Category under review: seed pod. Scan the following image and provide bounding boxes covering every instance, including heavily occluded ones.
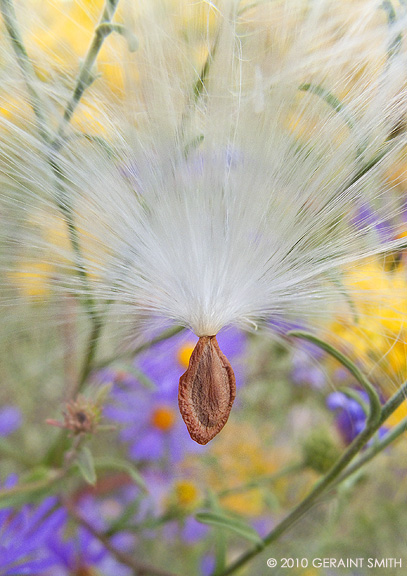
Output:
[178,335,236,445]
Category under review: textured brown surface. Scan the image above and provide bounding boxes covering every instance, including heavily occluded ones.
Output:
[178,335,236,444]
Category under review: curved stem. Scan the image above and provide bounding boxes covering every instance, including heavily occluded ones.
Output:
[214,416,380,576]
[0,0,49,142]
[0,0,111,323]
[213,374,407,576]
[288,331,382,426]
[333,382,407,486]
[53,0,120,148]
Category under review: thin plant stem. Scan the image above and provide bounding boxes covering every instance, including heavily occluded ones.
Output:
[214,372,407,576]
[0,471,65,509]
[215,462,304,499]
[214,418,381,576]
[333,383,407,486]
[1,0,133,465]
[288,331,382,426]
[334,418,407,487]
[0,0,110,322]
[379,378,407,421]
[67,502,180,576]
[0,0,49,142]
[53,0,121,148]
[77,315,105,392]
[95,325,185,370]
[1,0,134,389]
[45,324,185,467]
[0,434,85,508]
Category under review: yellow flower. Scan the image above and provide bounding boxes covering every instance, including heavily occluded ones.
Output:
[71,100,110,136]
[10,260,54,298]
[200,422,286,517]
[25,0,126,95]
[328,256,407,391]
[10,210,109,298]
[386,402,407,428]
[173,479,201,509]
[177,342,196,369]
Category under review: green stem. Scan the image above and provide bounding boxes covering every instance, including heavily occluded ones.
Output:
[216,462,304,499]
[0,0,106,322]
[78,315,104,391]
[334,383,407,486]
[95,325,185,370]
[97,22,138,52]
[2,0,134,396]
[67,502,179,576]
[380,378,407,422]
[215,420,379,576]
[48,156,99,319]
[288,331,382,426]
[45,325,184,467]
[215,376,407,576]
[53,0,120,148]
[0,470,64,509]
[0,0,49,142]
[179,17,220,138]
[334,416,407,488]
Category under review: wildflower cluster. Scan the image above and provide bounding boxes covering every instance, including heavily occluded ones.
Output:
[1,0,407,575]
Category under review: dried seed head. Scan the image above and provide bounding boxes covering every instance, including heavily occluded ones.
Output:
[46,395,100,435]
[178,336,236,444]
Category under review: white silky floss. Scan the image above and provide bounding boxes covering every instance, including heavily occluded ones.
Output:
[1,0,407,340]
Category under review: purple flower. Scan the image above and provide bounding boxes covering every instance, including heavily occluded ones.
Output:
[46,523,106,573]
[181,516,209,544]
[352,204,394,243]
[327,390,390,446]
[326,391,368,444]
[46,494,133,576]
[0,476,65,575]
[0,406,22,436]
[291,349,326,389]
[103,327,246,465]
[201,553,216,576]
[290,337,326,390]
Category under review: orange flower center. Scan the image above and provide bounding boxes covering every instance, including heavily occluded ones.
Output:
[151,406,176,431]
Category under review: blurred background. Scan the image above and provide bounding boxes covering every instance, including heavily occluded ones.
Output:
[1,1,407,575]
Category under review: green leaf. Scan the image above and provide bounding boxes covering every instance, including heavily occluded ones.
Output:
[195,511,263,545]
[204,491,227,573]
[105,496,143,535]
[0,471,63,510]
[299,83,355,130]
[76,446,97,485]
[112,363,156,390]
[92,382,113,406]
[94,458,147,491]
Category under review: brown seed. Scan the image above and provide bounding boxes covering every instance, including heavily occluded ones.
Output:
[178,335,236,445]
